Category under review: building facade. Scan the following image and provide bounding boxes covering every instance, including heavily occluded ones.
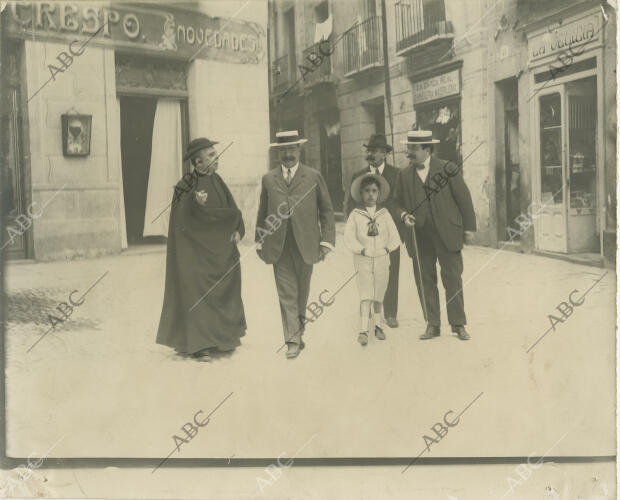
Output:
[268,0,616,265]
[1,1,269,261]
[487,0,617,264]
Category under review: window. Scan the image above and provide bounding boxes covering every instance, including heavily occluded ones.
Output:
[539,93,563,205]
[315,1,329,23]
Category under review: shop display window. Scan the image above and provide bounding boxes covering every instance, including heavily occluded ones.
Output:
[539,93,563,205]
[415,99,461,165]
[567,93,596,210]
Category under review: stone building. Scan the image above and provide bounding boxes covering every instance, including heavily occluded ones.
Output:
[268,0,616,265]
[1,1,269,261]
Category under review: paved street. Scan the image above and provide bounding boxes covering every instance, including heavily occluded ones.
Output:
[3,225,615,461]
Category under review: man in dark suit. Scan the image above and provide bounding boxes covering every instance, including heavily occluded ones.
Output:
[256,130,336,359]
[345,134,403,328]
[394,130,476,341]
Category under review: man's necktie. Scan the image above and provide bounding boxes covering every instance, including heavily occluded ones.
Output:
[285,168,292,185]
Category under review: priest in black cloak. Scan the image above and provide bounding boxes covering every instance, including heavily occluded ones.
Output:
[156,137,246,360]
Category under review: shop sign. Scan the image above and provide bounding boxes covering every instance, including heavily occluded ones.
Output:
[412,70,460,105]
[529,13,600,63]
[5,2,265,64]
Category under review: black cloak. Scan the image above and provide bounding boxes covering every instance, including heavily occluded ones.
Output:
[156,172,246,354]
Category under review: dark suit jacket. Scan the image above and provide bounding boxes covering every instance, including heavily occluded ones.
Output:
[394,156,476,254]
[255,163,336,265]
[345,163,405,240]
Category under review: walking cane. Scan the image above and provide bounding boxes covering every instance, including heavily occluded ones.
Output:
[410,221,428,322]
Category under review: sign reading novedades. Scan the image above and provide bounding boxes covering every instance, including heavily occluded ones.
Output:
[6,2,265,64]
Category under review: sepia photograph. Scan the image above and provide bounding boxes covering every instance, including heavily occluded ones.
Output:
[0,0,617,498]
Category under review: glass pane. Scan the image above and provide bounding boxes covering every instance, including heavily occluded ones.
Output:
[539,93,563,205]
[568,94,596,210]
[1,92,19,217]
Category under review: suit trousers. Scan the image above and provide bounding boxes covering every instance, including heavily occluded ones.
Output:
[273,224,313,344]
[411,217,466,327]
[383,248,400,318]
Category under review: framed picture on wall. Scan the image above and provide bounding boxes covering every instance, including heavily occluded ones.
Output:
[61,113,92,157]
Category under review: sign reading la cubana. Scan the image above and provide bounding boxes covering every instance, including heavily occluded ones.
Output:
[5,2,266,64]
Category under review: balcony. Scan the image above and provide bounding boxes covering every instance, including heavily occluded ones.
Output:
[343,16,384,77]
[301,38,333,90]
[271,53,296,96]
[395,0,454,57]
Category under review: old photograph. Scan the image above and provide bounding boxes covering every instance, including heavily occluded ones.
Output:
[0,0,617,498]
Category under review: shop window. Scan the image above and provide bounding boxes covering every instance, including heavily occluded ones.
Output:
[539,93,563,205]
[414,98,461,164]
[567,84,596,211]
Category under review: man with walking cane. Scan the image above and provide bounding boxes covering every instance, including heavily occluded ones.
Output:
[393,130,476,341]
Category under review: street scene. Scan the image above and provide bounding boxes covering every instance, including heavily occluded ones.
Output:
[0,0,617,498]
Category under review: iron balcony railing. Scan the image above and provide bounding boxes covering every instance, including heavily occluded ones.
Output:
[272,53,296,95]
[394,0,454,55]
[342,16,384,77]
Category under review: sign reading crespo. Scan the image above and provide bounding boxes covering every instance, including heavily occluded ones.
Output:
[5,2,266,64]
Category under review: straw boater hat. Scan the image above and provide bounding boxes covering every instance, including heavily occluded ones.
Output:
[350,173,390,204]
[183,137,218,161]
[401,129,440,145]
[270,130,308,147]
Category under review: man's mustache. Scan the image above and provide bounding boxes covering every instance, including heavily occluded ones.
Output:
[283,156,295,161]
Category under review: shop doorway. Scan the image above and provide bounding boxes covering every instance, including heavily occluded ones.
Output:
[534,74,599,254]
[120,97,158,245]
[1,41,29,260]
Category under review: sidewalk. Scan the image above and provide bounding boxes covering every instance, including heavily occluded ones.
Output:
[3,230,616,460]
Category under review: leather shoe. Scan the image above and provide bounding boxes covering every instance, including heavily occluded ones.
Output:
[286,342,301,359]
[385,317,399,328]
[419,324,440,340]
[375,326,386,340]
[358,332,368,346]
[452,325,470,340]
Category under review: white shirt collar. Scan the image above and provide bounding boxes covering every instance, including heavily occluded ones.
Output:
[416,156,431,182]
[366,205,377,217]
[370,162,385,175]
[282,162,299,178]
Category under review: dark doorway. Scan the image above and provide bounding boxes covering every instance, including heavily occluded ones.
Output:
[119,96,158,245]
[496,79,520,241]
[1,40,29,259]
[319,111,343,213]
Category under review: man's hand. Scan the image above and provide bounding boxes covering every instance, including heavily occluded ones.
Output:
[403,214,416,227]
[194,190,208,205]
[464,231,474,245]
[230,231,240,244]
[319,246,331,261]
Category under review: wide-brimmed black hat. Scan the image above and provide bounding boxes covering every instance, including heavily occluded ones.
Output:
[363,133,393,152]
[184,137,218,161]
